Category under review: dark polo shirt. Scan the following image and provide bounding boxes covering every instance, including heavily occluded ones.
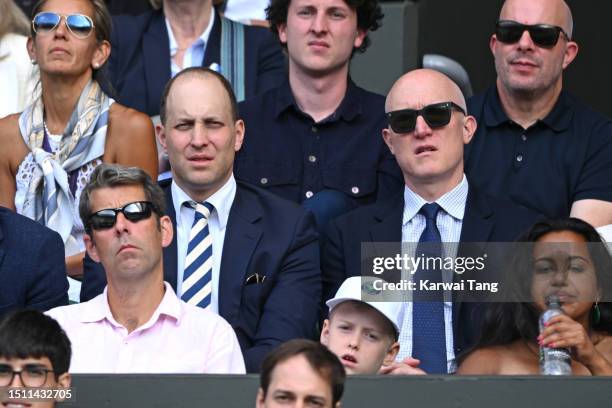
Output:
[235,80,403,207]
[465,85,612,218]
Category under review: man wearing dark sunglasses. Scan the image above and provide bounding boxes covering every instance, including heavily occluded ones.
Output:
[48,164,245,374]
[465,0,612,226]
[323,69,540,374]
[80,68,321,374]
[0,309,72,408]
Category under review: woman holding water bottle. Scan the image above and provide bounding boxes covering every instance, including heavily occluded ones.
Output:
[457,218,612,375]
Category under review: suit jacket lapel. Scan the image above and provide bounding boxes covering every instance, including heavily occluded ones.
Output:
[218,186,262,321]
[162,183,178,291]
[202,9,222,68]
[143,10,171,115]
[370,192,403,243]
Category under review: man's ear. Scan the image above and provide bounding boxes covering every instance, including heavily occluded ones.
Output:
[83,233,100,263]
[160,215,174,248]
[255,388,266,408]
[562,40,579,69]
[54,372,71,401]
[277,23,288,45]
[382,128,395,155]
[320,319,331,345]
[234,119,245,152]
[383,341,400,366]
[462,115,477,145]
[156,123,168,152]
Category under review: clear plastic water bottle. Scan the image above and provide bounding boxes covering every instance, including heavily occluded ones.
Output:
[539,296,572,375]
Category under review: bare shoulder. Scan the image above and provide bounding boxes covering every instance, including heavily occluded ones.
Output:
[107,102,154,139]
[0,113,28,208]
[457,346,506,375]
[105,103,158,178]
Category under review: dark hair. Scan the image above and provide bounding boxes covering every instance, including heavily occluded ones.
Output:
[0,309,71,377]
[461,218,612,361]
[260,339,345,405]
[30,0,112,82]
[79,164,166,234]
[159,67,239,125]
[266,0,383,54]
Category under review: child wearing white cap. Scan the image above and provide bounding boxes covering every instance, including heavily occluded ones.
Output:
[320,276,402,375]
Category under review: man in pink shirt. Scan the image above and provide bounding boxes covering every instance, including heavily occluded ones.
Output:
[47,164,245,374]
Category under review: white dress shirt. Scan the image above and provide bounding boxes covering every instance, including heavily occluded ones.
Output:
[171,175,236,314]
[396,175,468,373]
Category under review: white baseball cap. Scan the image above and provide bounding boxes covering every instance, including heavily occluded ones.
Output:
[326,276,404,335]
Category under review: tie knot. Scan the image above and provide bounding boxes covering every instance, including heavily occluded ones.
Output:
[188,201,214,219]
[419,203,441,221]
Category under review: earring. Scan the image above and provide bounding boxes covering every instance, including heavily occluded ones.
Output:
[593,302,601,325]
[93,63,100,69]
[31,59,37,65]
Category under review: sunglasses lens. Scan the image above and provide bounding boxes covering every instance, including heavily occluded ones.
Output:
[123,202,153,222]
[33,12,60,33]
[389,111,417,133]
[423,105,452,128]
[90,210,117,230]
[496,22,523,43]
[66,14,94,37]
[528,26,559,47]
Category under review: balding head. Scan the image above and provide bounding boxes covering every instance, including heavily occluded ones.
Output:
[500,0,573,38]
[382,69,477,201]
[385,69,466,114]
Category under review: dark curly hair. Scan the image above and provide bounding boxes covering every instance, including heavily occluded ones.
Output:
[266,0,383,54]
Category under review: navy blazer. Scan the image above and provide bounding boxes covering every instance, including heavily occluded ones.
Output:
[106,9,287,116]
[0,207,68,316]
[81,181,321,372]
[321,187,541,357]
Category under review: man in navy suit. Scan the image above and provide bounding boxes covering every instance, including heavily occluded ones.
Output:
[0,207,68,316]
[81,67,321,373]
[106,0,286,116]
[322,69,541,374]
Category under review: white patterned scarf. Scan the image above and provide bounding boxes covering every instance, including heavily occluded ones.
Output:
[18,80,109,255]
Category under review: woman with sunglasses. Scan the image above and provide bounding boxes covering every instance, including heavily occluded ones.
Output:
[457,218,612,375]
[0,0,38,118]
[0,0,158,293]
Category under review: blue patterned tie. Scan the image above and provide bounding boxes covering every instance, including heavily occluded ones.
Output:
[412,203,447,373]
[181,202,214,308]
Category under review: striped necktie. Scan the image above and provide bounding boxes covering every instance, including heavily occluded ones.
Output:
[182,201,214,308]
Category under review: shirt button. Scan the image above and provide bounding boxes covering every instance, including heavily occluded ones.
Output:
[516,154,523,162]
[521,134,527,141]
[311,126,318,133]
[305,191,314,199]
[308,155,317,163]
[260,177,268,185]
[351,186,360,194]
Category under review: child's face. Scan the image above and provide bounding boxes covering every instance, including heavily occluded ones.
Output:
[320,301,399,375]
[0,356,70,408]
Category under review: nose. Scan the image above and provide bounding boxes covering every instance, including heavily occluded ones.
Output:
[53,15,69,38]
[348,332,361,350]
[9,371,24,387]
[311,11,328,34]
[113,212,131,235]
[190,122,209,148]
[516,29,536,50]
[413,115,433,138]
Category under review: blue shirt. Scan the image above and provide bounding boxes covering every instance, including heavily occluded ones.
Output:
[235,80,403,206]
[465,85,612,219]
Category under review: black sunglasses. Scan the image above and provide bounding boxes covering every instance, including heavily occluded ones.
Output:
[387,102,466,134]
[32,12,95,39]
[88,201,155,231]
[495,20,569,48]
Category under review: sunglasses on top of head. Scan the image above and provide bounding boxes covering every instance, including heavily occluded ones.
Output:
[386,101,466,134]
[495,20,570,48]
[32,12,95,39]
[87,201,155,231]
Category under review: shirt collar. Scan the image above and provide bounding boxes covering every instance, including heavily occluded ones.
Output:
[79,282,183,328]
[165,8,215,57]
[484,85,573,132]
[402,175,469,226]
[171,174,236,230]
[273,79,363,122]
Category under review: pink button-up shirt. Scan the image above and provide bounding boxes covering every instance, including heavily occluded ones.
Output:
[46,282,245,374]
